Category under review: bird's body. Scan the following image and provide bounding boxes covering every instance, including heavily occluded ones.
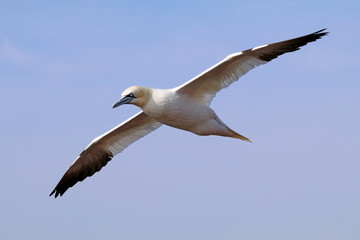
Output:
[50,29,328,198]
[135,87,243,139]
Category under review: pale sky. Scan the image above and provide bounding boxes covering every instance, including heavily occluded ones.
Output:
[1,1,359,239]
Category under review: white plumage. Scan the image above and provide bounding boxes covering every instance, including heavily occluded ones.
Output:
[50,29,328,198]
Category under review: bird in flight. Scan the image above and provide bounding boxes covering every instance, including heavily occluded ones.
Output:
[50,29,328,198]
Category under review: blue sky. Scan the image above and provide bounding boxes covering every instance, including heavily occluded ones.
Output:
[1,1,359,239]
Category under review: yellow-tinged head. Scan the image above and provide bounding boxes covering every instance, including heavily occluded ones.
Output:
[112,86,151,108]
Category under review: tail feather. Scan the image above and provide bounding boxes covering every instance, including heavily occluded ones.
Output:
[227,127,252,142]
[213,116,252,142]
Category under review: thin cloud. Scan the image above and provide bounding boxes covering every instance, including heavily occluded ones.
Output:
[0,38,29,65]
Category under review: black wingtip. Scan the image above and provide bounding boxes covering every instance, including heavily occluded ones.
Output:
[314,28,329,37]
[49,189,57,198]
[49,189,62,198]
[316,28,327,33]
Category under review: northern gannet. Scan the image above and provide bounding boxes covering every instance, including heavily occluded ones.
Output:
[50,29,328,198]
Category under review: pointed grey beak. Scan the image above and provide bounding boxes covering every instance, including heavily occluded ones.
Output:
[112,96,134,109]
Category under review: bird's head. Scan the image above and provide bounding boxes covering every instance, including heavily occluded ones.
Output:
[112,86,150,109]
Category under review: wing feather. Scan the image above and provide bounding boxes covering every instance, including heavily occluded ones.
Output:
[176,29,328,105]
[50,111,162,198]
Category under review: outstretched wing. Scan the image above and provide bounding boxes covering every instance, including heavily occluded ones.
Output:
[50,111,162,198]
[175,29,328,105]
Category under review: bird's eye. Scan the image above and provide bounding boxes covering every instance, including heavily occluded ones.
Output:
[127,92,135,98]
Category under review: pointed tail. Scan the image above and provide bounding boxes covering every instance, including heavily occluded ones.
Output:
[227,127,252,142]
